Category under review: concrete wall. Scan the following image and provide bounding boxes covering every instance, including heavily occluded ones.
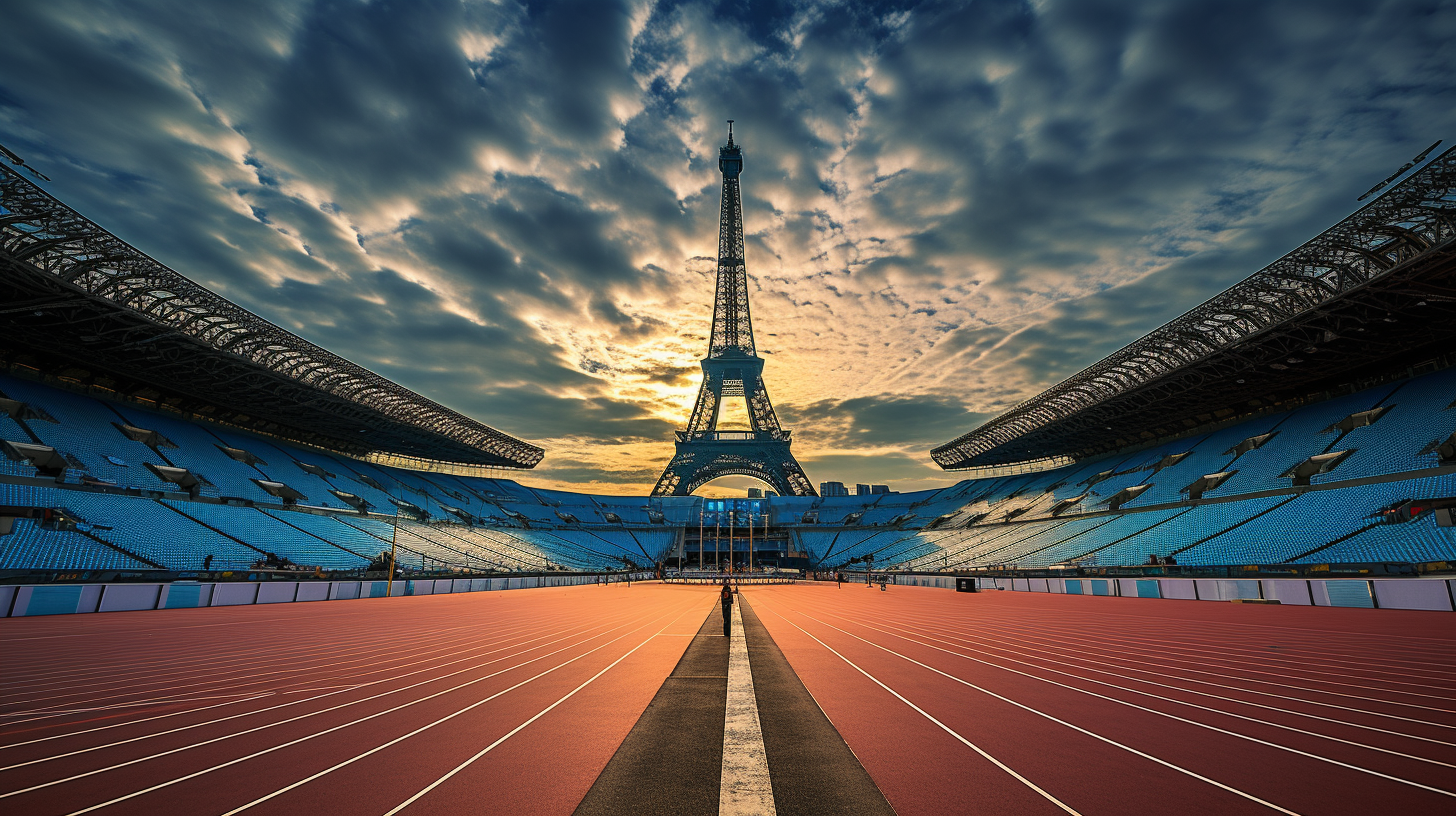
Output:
[3,571,653,617]
[938,573,1455,612]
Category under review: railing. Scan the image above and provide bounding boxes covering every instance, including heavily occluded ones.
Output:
[674,430,791,442]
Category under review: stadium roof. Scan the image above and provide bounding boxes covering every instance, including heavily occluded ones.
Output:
[0,164,544,470]
[933,143,1456,471]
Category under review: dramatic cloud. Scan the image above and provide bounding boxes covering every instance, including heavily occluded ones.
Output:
[3,0,1453,495]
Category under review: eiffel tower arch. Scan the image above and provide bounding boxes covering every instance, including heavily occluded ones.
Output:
[652,123,816,497]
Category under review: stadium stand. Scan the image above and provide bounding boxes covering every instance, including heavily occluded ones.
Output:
[3,146,1456,583]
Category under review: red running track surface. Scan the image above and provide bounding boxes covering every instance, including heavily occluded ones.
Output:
[4,582,1454,815]
[0,583,714,816]
[744,583,1456,816]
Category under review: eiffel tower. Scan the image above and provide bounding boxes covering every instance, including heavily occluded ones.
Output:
[651,123,816,497]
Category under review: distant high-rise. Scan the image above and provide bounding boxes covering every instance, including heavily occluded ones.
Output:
[820,481,849,497]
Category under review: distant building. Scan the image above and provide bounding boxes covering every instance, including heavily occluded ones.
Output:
[871,484,890,494]
[820,481,849,497]
[747,488,762,498]
[855,484,891,495]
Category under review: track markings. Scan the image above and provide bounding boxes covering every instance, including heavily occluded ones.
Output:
[380,603,699,815]
[771,605,1307,814]
[2,610,650,803]
[766,608,1084,815]
[719,600,774,816]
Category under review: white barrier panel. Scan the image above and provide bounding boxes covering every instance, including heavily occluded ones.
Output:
[213,583,259,606]
[257,583,298,604]
[98,584,162,613]
[1117,578,1139,597]
[1372,579,1453,611]
[1194,579,1261,601]
[1011,578,1028,592]
[296,583,330,602]
[2,570,651,617]
[1046,578,1064,593]
[1028,578,1048,592]
[1309,581,1331,606]
[1261,579,1313,605]
[1159,580,1197,600]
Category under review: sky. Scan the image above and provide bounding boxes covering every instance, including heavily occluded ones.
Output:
[2,0,1454,497]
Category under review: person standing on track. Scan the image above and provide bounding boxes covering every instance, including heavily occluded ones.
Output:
[720,579,734,637]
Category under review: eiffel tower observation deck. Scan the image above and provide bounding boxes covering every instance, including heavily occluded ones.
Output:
[651,122,816,497]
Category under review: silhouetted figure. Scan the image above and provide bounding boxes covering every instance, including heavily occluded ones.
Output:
[202,554,213,571]
[720,580,734,637]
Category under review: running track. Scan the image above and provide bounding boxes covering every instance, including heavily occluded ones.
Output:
[1,582,1453,814]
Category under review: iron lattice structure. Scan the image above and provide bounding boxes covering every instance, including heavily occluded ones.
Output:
[652,124,815,497]
[933,144,1456,470]
[0,163,543,469]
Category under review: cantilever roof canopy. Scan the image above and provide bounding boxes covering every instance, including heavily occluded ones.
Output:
[0,164,543,470]
[933,144,1456,471]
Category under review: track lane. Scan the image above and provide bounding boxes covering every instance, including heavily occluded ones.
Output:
[0,607,631,775]
[0,584,714,816]
[751,590,1288,816]
[747,584,1456,816]
[891,614,1456,758]
[793,603,1456,805]
[3,607,651,812]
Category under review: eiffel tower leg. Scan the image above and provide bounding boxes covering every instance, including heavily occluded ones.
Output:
[651,440,817,497]
[651,449,695,497]
[684,375,721,436]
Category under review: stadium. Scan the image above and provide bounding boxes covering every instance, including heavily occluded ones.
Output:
[3,7,1456,814]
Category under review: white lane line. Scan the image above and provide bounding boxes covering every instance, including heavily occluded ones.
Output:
[817,607,1456,770]
[951,616,1456,700]
[765,609,1082,816]
[0,693,268,719]
[798,609,1456,800]
[0,618,560,751]
[56,612,666,816]
[2,614,640,804]
[771,607,1312,814]
[0,616,610,773]
[0,621,524,716]
[379,601,700,816]
[720,601,774,816]
[878,614,1456,750]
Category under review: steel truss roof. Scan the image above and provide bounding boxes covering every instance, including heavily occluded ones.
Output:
[933,144,1456,470]
[0,165,543,469]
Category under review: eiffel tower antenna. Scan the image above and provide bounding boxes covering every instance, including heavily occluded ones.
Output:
[652,122,816,497]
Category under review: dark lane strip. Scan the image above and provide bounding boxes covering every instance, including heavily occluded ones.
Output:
[573,604,728,816]
[574,592,896,816]
[740,595,896,816]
